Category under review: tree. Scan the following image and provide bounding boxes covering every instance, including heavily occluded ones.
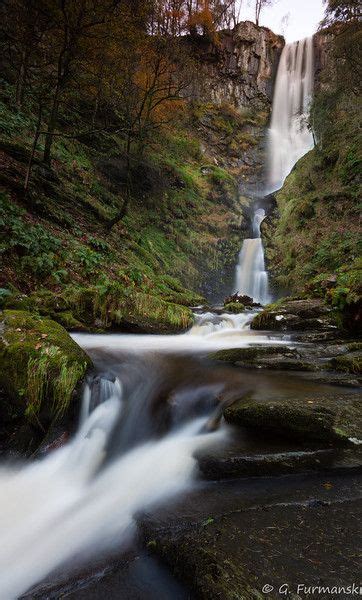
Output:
[107,37,197,227]
[252,0,276,27]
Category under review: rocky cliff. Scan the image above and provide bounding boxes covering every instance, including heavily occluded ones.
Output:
[191,21,284,111]
[188,22,284,198]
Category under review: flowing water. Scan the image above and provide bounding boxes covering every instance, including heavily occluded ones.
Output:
[234,208,270,305]
[0,314,290,599]
[0,35,323,600]
[268,36,315,191]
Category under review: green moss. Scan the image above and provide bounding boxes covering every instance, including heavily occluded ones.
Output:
[331,354,362,375]
[224,395,361,443]
[209,346,291,363]
[0,310,91,430]
[223,302,245,313]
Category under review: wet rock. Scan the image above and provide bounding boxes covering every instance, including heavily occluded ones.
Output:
[330,352,362,375]
[209,345,325,372]
[143,498,361,600]
[223,302,245,314]
[198,447,362,480]
[251,298,337,332]
[223,393,362,444]
[224,293,254,307]
[0,310,92,452]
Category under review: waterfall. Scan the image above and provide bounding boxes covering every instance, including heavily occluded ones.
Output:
[234,208,270,305]
[268,36,315,191]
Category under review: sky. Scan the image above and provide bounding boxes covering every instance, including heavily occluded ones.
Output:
[241,0,326,43]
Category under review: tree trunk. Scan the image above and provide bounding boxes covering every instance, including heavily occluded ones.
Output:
[43,89,60,165]
[16,50,28,107]
[107,134,133,229]
[24,102,43,197]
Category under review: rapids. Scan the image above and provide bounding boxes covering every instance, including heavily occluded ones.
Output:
[0,313,288,599]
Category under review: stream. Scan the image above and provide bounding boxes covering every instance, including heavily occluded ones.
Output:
[0,313,356,599]
[1,31,355,600]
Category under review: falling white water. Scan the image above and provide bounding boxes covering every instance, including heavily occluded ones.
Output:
[0,310,291,599]
[234,208,270,305]
[268,36,315,191]
[0,395,226,599]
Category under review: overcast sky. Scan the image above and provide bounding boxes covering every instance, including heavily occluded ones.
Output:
[241,0,326,43]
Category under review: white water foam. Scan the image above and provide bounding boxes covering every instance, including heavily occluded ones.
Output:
[268,36,314,191]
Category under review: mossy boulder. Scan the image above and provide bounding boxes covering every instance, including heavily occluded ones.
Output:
[209,346,294,363]
[330,353,362,375]
[224,302,245,314]
[251,298,337,332]
[223,394,362,444]
[0,310,91,444]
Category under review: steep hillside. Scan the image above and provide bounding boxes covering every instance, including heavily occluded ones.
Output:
[1,22,282,330]
[262,25,361,329]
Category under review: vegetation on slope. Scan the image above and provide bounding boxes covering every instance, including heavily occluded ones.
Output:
[262,12,361,329]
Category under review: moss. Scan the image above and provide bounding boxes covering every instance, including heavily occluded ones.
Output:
[347,342,362,352]
[0,310,91,432]
[120,292,194,333]
[224,302,245,314]
[330,354,362,375]
[209,346,287,363]
[224,394,361,444]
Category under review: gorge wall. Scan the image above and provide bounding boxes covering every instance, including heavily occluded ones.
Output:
[189,21,284,198]
[261,24,361,327]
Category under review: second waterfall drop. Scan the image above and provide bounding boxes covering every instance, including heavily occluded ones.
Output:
[234,208,270,305]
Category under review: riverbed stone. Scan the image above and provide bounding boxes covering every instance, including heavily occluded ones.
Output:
[223,393,362,444]
[144,498,361,600]
[198,446,362,480]
[0,310,92,450]
[250,298,337,332]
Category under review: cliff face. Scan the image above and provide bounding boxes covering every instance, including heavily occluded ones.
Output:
[189,22,284,198]
[192,21,284,111]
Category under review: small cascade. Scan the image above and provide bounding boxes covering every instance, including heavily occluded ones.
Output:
[268,36,315,191]
[80,375,122,425]
[234,208,270,305]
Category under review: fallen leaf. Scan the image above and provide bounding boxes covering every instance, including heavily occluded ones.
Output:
[323,482,333,490]
[35,343,42,350]
[41,334,48,338]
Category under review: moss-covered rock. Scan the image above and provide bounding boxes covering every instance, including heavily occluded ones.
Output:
[224,302,245,313]
[5,284,195,334]
[251,298,337,332]
[330,353,362,375]
[209,346,293,363]
[0,310,91,439]
[223,394,362,444]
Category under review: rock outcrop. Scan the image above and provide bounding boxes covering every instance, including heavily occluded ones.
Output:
[0,310,91,452]
[190,21,284,111]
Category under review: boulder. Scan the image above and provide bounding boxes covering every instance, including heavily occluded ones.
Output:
[0,310,92,451]
[223,302,245,314]
[251,298,337,332]
[223,393,362,444]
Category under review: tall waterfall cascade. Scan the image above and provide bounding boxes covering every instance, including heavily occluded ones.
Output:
[268,36,315,191]
[234,208,270,305]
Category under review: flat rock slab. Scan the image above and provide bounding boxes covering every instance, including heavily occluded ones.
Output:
[198,446,362,480]
[223,393,362,444]
[144,498,361,600]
